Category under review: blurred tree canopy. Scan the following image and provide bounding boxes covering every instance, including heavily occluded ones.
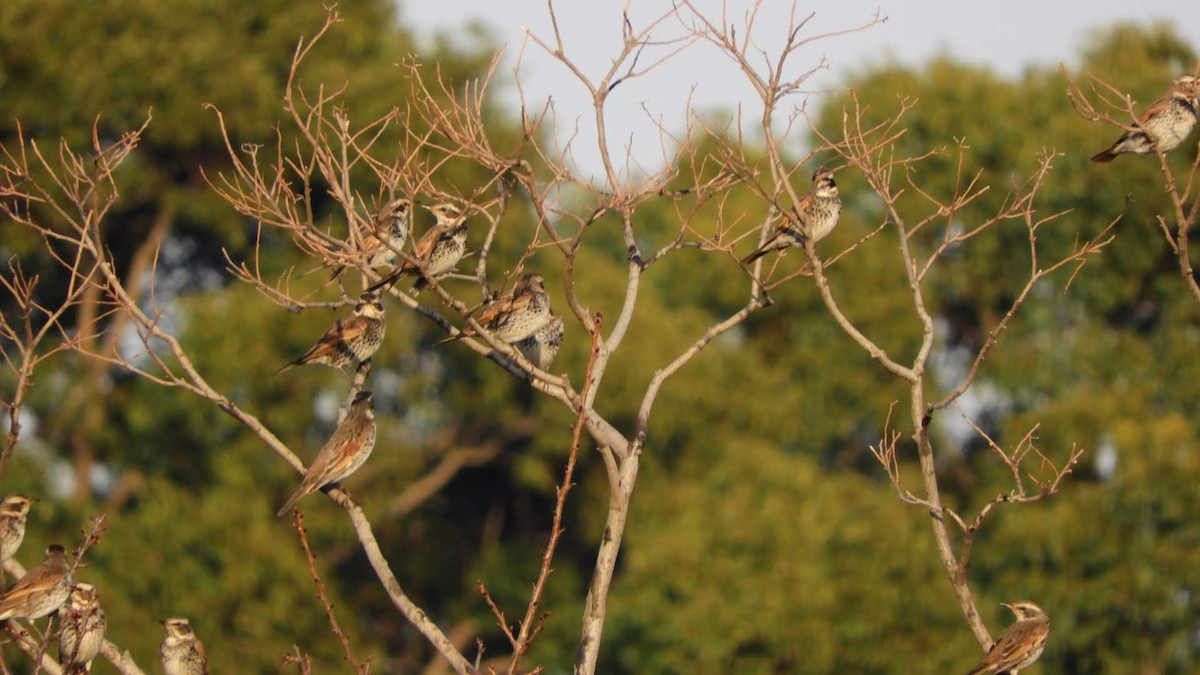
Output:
[1,3,1199,673]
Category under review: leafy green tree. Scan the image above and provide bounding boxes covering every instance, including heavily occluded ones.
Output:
[3,4,1200,674]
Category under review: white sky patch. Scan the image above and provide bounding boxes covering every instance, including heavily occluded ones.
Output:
[400,1,1200,177]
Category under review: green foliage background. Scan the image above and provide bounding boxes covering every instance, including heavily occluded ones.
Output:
[1,3,1198,673]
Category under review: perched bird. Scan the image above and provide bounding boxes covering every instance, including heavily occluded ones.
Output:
[59,582,107,674]
[160,617,208,675]
[0,544,72,621]
[330,198,413,279]
[367,203,469,293]
[742,169,842,264]
[0,494,34,564]
[438,272,552,346]
[277,391,377,517]
[273,294,386,375]
[514,313,564,370]
[965,601,1050,675]
[1092,75,1200,163]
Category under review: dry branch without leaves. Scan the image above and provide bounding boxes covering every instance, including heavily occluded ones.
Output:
[1066,68,1200,307]
[0,2,1123,673]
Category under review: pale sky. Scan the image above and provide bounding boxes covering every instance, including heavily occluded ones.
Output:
[400,1,1200,180]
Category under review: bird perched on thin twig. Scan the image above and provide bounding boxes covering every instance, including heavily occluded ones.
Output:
[160,617,208,675]
[742,169,842,264]
[0,544,72,621]
[330,198,413,280]
[1092,75,1200,163]
[59,582,106,674]
[367,202,469,293]
[0,494,34,565]
[964,601,1050,675]
[514,313,564,370]
[273,294,386,375]
[437,272,552,346]
[277,391,377,517]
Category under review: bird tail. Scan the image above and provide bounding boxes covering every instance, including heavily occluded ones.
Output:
[276,489,307,518]
[1091,147,1118,163]
[433,331,468,347]
[742,232,796,265]
[365,269,405,294]
[741,247,771,265]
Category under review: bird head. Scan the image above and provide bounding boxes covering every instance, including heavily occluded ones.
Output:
[425,203,465,225]
[0,494,35,516]
[69,582,99,607]
[518,272,546,295]
[160,617,195,638]
[811,169,838,196]
[354,296,385,319]
[377,198,413,234]
[352,390,375,414]
[1003,601,1048,622]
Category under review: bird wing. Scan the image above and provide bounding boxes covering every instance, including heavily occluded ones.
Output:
[474,293,522,328]
[976,621,1048,672]
[0,566,54,613]
[297,315,370,363]
[395,225,445,275]
[414,225,446,259]
[794,189,816,222]
[276,418,369,516]
[309,417,372,485]
[194,639,209,673]
[1138,94,1174,124]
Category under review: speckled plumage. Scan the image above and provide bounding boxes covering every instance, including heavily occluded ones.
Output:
[160,617,208,675]
[743,170,841,264]
[514,313,564,370]
[330,198,413,280]
[1092,75,1200,162]
[368,203,469,293]
[0,495,34,564]
[0,544,71,621]
[276,391,377,517]
[442,273,552,345]
[59,582,107,674]
[965,602,1050,675]
[274,296,386,375]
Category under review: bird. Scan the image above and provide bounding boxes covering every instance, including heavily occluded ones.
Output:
[0,494,35,564]
[367,203,469,293]
[277,390,377,517]
[514,313,564,370]
[59,582,107,674]
[742,169,842,264]
[437,272,552,346]
[0,544,72,621]
[330,198,413,280]
[1092,75,1200,163]
[965,601,1050,675]
[273,294,386,375]
[160,617,208,675]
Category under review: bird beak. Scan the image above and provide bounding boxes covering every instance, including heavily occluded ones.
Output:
[158,619,167,625]
[1001,603,1013,610]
